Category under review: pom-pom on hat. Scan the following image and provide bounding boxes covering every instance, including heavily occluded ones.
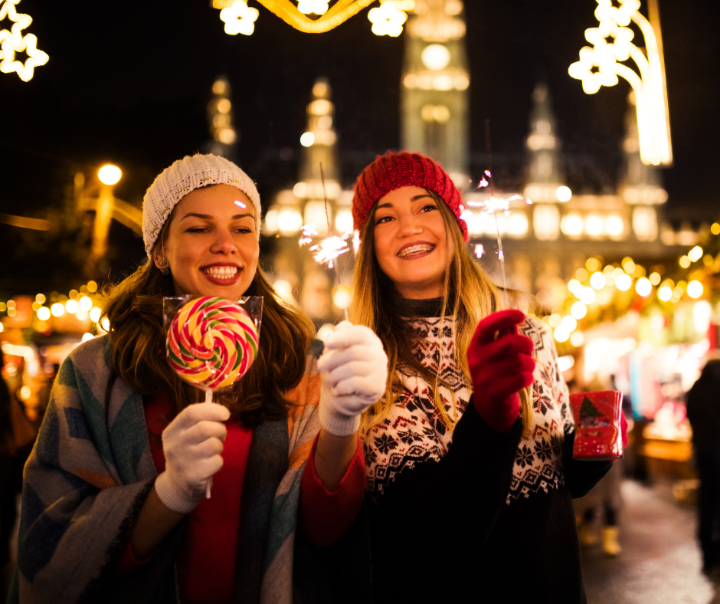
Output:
[351,151,468,242]
[142,153,262,258]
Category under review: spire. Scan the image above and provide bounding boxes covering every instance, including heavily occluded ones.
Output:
[401,0,469,189]
[524,83,566,203]
[297,77,341,235]
[206,75,238,159]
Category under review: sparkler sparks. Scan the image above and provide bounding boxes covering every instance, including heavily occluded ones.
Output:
[299,225,356,269]
[299,225,361,321]
[309,235,350,269]
[467,170,534,306]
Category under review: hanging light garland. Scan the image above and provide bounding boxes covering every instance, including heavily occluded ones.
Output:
[0,280,108,338]
[212,0,414,36]
[0,0,48,82]
[547,221,720,347]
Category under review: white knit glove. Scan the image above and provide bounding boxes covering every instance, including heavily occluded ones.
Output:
[154,402,229,514]
[317,321,388,436]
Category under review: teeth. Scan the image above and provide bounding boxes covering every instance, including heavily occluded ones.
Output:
[398,244,434,258]
[203,266,238,278]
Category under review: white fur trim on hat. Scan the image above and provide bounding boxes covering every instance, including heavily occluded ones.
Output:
[142,153,262,258]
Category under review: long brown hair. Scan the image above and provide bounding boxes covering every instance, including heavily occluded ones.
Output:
[350,190,532,436]
[101,226,315,425]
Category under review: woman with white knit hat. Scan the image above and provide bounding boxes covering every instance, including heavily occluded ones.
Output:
[9,154,387,603]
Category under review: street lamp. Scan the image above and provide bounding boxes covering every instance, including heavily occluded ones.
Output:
[89,164,123,274]
[569,0,672,166]
[98,164,122,185]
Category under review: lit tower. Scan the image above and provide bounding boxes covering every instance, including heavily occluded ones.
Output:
[297,77,345,236]
[206,75,238,159]
[524,83,566,204]
[619,92,667,243]
[401,0,469,187]
[261,78,351,325]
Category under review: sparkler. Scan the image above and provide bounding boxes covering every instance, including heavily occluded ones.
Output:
[300,226,352,269]
[469,168,533,306]
[297,162,361,320]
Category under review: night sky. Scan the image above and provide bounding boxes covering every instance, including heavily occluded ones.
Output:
[0,0,718,292]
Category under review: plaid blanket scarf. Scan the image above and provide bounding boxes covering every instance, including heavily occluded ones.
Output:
[8,335,321,604]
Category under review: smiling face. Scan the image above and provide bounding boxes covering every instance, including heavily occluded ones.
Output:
[153,184,259,300]
[372,185,450,300]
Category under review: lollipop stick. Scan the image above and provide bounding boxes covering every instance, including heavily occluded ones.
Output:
[205,389,213,499]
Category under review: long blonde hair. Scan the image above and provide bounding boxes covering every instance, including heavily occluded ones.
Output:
[349,191,532,437]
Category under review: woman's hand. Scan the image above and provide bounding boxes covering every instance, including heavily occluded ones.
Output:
[467,310,535,433]
[154,401,229,513]
[317,321,388,436]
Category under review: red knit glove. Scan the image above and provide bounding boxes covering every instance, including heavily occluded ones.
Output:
[467,310,536,433]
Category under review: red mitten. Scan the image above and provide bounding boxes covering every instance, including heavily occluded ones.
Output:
[467,310,536,432]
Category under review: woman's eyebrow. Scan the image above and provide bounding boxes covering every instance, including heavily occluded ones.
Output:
[377,194,432,210]
[180,212,212,221]
[180,212,254,221]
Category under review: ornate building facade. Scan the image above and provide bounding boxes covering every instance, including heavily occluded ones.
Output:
[259,0,704,321]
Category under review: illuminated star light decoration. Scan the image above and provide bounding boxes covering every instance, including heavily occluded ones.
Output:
[368,1,410,37]
[220,0,260,35]
[568,0,671,166]
[0,0,48,82]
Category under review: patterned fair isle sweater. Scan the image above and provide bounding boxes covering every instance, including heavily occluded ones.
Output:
[356,299,611,604]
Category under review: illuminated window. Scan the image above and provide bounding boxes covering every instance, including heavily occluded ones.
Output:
[561,212,584,238]
[303,202,331,236]
[632,207,658,241]
[421,44,451,70]
[533,205,560,241]
[585,214,604,237]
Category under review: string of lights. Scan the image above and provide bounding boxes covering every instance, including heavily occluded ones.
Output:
[213,0,413,36]
[545,221,720,347]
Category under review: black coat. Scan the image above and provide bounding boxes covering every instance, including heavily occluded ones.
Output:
[687,360,720,456]
[296,403,610,604]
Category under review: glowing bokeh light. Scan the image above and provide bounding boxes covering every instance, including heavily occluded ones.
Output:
[571,302,587,320]
[615,273,632,291]
[687,280,704,299]
[635,277,652,297]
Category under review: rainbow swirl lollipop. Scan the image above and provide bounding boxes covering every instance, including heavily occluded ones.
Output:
[167,297,259,391]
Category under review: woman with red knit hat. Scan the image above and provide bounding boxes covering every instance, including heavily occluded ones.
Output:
[343,151,624,602]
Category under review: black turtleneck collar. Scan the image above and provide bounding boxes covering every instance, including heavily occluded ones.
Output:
[395,296,449,318]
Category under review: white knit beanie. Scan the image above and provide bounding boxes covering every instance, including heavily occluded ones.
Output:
[142,154,262,258]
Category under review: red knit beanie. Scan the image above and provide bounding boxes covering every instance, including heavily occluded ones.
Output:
[352,151,469,242]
